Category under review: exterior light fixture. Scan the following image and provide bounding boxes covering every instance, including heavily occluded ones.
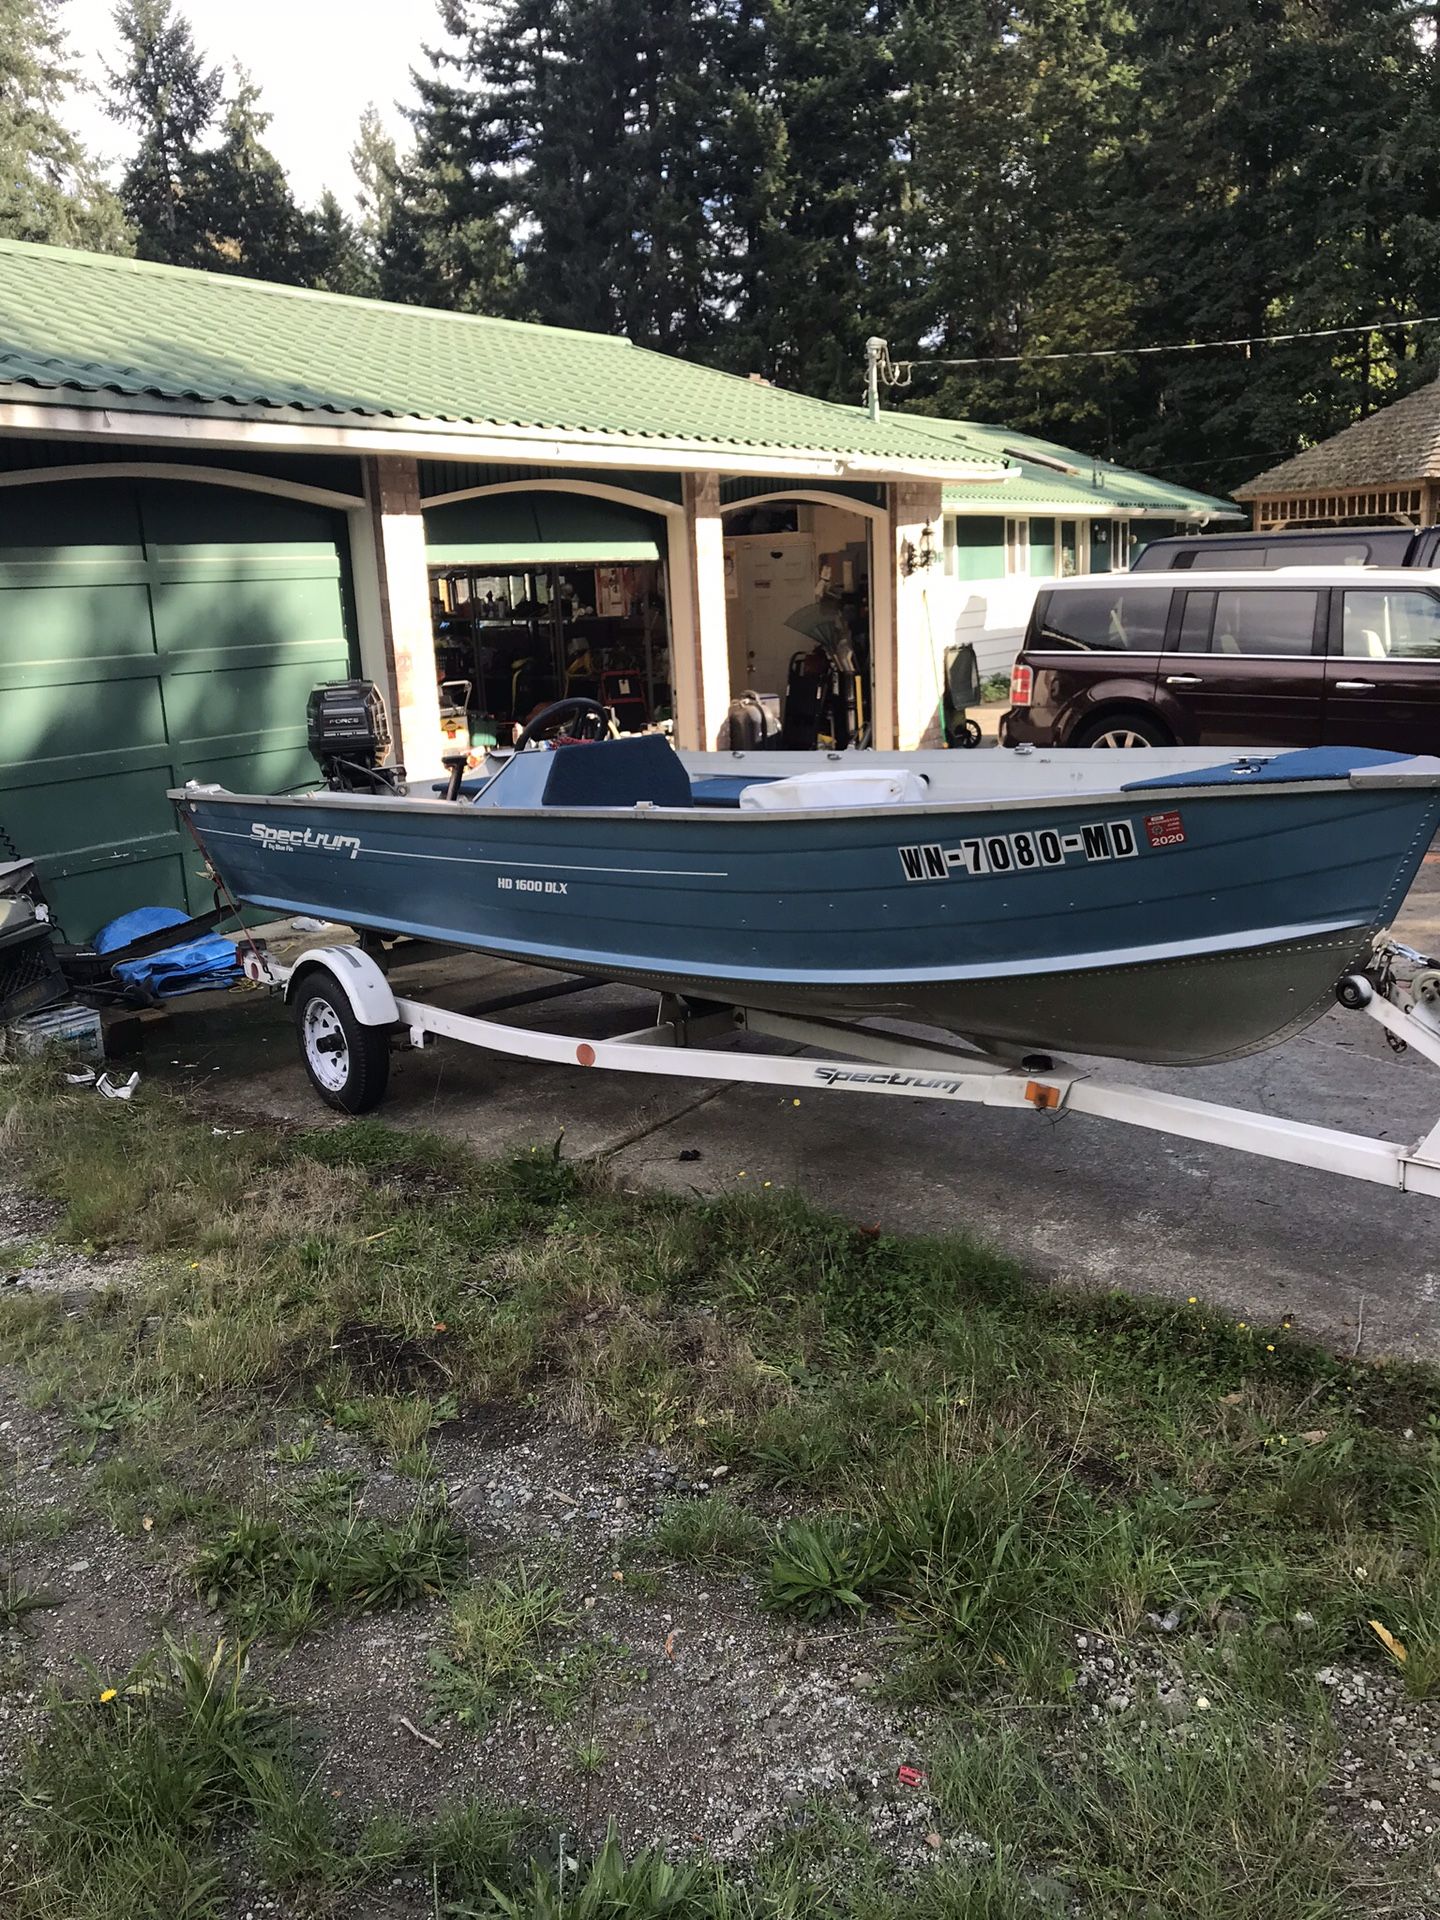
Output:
[901,523,940,577]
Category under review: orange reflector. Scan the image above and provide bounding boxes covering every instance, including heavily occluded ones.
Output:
[1024,1080,1061,1110]
[576,1043,597,1067]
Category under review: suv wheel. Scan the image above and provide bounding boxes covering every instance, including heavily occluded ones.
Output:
[1070,713,1170,749]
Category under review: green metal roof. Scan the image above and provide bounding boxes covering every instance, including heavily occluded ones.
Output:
[0,240,1001,473]
[894,414,1241,519]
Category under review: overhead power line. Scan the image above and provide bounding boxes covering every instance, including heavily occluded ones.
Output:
[880,312,1440,378]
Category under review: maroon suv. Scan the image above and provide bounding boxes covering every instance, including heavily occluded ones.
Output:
[999,568,1440,753]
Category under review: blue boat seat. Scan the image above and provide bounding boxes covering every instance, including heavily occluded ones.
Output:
[540,735,693,809]
[691,774,782,808]
[1123,746,1409,790]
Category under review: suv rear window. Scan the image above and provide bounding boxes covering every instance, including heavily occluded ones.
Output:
[1341,588,1440,660]
[1168,537,1397,568]
[1033,587,1172,652]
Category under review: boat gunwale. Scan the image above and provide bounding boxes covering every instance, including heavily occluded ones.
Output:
[169,767,1440,827]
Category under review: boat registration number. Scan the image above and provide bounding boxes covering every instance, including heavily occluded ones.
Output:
[898,816,1142,882]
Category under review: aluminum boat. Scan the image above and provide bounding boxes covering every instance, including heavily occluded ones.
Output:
[172,733,1440,1068]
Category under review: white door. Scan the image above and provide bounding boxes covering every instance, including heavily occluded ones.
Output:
[725,535,818,696]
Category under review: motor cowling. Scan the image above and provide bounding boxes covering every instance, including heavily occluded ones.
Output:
[306,681,406,795]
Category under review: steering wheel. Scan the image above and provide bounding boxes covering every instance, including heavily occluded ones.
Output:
[511,697,610,751]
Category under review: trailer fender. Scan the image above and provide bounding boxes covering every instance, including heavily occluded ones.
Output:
[285,946,399,1028]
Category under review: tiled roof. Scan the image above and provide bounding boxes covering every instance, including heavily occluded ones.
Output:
[0,240,999,472]
[908,416,1239,518]
[1236,380,1440,498]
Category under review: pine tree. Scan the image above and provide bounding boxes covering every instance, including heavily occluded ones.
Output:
[107,0,222,264]
[728,0,905,398]
[306,189,374,298]
[0,0,129,251]
[893,0,1136,444]
[191,69,310,281]
[1110,0,1430,490]
[405,0,760,346]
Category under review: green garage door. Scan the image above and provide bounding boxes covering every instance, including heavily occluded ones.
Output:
[0,478,356,938]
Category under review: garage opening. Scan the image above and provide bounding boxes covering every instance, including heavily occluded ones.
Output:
[722,497,875,748]
[423,491,672,744]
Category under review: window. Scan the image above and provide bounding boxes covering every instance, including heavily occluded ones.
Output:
[1111,522,1133,571]
[1341,589,1440,661]
[1175,546,1266,571]
[1269,542,1370,567]
[1176,590,1216,652]
[1035,587,1173,652]
[1005,518,1030,576]
[1212,590,1319,656]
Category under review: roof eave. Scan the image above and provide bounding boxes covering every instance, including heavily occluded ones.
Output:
[0,381,1001,484]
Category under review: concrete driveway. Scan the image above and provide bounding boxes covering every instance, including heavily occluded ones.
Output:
[153,841,1440,1364]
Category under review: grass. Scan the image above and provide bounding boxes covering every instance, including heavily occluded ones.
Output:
[193,1488,467,1639]
[647,1492,768,1567]
[4,1066,1440,1911]
[423,1563,626,1731]
[930,1707,1356,1920]
[7,1638,289,1920]
[5,1072,1440,1691]
[4,1636,695,1920]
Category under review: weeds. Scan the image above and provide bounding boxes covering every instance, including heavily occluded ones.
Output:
[426,1563,573,1727]
[5,1073,1440,1911]
[7,1638,286,1920]
[648,1494,766,1568]
[766,1516,881,1622]
[1,1572,60,1628]
[193,1493,466,1637]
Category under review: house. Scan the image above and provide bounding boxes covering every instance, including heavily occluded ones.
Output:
[898,415,1241,682]
[0,240,1230,935]
[1235,378,1440,529]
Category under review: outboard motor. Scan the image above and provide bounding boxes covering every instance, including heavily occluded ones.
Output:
[306,680,407,795]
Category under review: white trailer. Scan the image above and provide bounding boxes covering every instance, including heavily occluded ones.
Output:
[239,934,1440,1199]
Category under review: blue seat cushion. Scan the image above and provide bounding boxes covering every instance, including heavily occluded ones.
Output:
[541,735,693,808]
[690,774,783,808]
[1122,746,1410,790]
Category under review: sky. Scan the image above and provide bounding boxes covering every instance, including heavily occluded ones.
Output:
[58,0,457,208]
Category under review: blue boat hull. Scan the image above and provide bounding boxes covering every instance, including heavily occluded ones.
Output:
[175,771,1440,1067]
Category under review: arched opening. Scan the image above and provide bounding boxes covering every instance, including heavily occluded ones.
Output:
[421,480,680,746]
[720,489,893,749]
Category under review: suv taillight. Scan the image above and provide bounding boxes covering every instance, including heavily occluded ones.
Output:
[1010,663,1034,707]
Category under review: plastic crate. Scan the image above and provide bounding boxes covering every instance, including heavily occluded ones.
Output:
[0,920,66,1023]
[3,1001,104,1062]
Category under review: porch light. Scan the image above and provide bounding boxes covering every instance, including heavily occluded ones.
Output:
[901,523,939,576]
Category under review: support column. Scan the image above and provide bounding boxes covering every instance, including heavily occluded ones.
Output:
[362,455,444,779]
[889,480,946,750]
[679,472,733,750]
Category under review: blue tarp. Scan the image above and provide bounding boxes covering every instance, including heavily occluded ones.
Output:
[94,907,242,997]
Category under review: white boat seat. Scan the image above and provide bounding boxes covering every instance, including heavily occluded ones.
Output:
[739,769,930,810]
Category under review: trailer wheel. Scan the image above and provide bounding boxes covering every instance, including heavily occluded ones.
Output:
[293,974,391,1113]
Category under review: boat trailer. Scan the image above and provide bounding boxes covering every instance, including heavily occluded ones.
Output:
[242,936,1440,1198]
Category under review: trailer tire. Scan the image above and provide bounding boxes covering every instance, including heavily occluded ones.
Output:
[292,974,391,1114]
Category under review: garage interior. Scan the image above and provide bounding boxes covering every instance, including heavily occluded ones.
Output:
[421,485,675,747]
[722,492,876,749]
